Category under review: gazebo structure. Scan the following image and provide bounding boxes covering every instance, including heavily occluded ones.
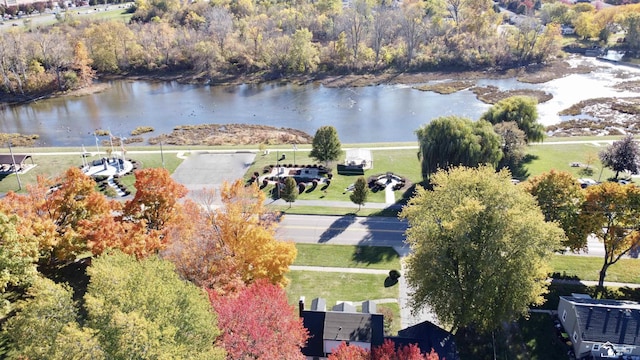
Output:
[344,148,373,170]
[0,154,35,174]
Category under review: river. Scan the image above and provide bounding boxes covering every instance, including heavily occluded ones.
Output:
[1,57,639,146]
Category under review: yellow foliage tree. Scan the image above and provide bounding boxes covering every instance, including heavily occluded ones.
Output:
[213,180,296,286]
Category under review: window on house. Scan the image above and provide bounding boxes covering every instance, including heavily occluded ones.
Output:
[573,332,578,342]
[593,344,600,350]
[562,310,567,322]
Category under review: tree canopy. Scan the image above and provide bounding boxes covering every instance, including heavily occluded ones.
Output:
[208,279,308,360]
[281,176,299,207]
[2,252,225,360]
[349,176,369,210]
[523,170,587,252]
[309,126,342,166]
[416,116,502,182]
[480,96,544,143]
[598,134,640,179]
[578,182,640,288]
[400,166,563,333]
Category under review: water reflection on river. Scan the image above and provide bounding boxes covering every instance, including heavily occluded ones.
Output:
[1,57,639,146]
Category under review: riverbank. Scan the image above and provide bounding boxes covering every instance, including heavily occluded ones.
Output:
[2,55,639,145]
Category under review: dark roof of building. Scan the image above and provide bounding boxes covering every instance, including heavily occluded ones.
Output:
[562,296,640,345]
[324,312,373,342]
[0,154,31,165]
[300,309,385,357]
[575,305,640,344]
[395,321,459,360]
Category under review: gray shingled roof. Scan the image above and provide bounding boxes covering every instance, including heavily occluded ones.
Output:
[323,312,373,342]
[573,301,640,345]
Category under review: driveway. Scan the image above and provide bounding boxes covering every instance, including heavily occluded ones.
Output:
[171,151,256,200]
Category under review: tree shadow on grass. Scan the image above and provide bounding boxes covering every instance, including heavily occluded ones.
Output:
[352,246,400,266]
[384,276,398,287]
[318,215,357,243]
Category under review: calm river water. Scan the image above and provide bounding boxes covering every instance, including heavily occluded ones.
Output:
[1,57,639,146]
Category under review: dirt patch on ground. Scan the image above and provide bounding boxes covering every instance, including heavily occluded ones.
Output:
[147,124,313,146]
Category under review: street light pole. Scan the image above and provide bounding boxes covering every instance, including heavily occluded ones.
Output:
[160,136,165,169]
[8,141,22,190]
[293,144,297,166]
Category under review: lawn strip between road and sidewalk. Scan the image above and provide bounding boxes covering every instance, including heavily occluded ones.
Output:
[294,243,402,270]
[549,254,640,284]
[270,206,401,217]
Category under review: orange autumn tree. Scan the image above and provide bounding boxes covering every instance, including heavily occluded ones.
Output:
[163,198,245,295]
[0,167,116,262]
[164,181,296,290]
[213,180,296,286]
[578,182,640,288]
[122,168,188,233]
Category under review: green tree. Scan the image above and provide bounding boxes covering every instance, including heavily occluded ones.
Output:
[0,212,38,316]
[85,251,225,359]
[350,176,369,210]
[1,277,95,360]
[400,166,563,334]
[309,126,342,166]
[579,182,640,289]
[523,170,587,252]
[280,176,298,207]
[481,96,544,143]
[493,121,527,173]
[416,116,502,182]
[598,134,640,179]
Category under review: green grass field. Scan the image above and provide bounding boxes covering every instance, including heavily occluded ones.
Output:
[285,271,398,311]
[294,244,401,270]
[0,147,185,194]
[550,255,640,283]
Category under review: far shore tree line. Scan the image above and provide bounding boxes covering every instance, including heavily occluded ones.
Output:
[9,0,640,98]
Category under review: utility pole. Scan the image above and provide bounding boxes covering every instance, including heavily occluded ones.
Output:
[160,136,165,169]
[8,141,22,190]
[293,144,297,166]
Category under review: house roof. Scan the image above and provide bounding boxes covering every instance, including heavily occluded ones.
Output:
[324,312,373,342]
[562,296,640,345]
[395,320,459,360]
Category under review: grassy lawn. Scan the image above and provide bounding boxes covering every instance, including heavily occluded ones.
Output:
[550,255,640,283]
[271,205,401,217]
[525,143,616,180]
[247,148,422,204]
[294,244,401,270]
[285,271,399,316]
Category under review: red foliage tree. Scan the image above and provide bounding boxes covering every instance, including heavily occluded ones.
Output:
[328,342,370,360]
[208,279,309,360]
[329,339,440,360]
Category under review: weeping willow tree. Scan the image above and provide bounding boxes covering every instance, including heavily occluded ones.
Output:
[416,116,502,183]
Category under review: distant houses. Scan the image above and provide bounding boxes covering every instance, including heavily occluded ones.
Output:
[557,294,640,359]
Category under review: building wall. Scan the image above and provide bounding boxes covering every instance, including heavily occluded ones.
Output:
[558,298,584,357]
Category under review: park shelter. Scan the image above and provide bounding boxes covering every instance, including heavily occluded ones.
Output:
[344,149,373,169]
[0,154,34,173]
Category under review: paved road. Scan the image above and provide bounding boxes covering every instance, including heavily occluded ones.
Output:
[275,214,411,255]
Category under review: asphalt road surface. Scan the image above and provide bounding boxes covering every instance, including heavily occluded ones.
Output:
[275,214,410,254]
